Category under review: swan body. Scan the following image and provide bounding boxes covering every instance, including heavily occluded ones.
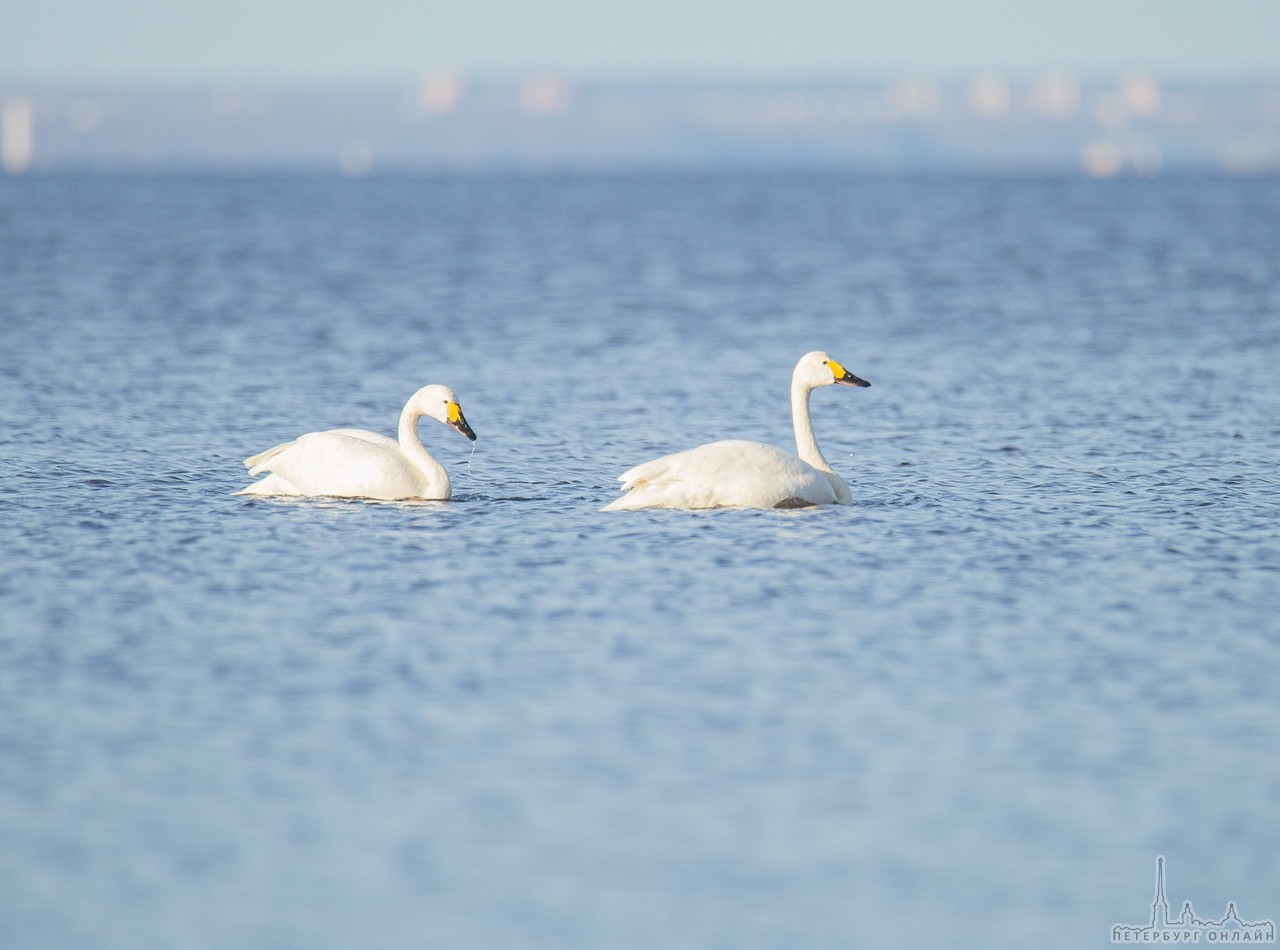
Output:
[236,384,476,500]
[602,351,870,511]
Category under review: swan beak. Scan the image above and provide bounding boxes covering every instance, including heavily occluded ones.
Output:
[828,359,871,388]
[447,402,477,441]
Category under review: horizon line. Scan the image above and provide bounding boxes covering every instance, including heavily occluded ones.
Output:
[5,69,1280,91]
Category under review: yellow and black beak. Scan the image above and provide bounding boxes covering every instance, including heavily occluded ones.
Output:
[828,359,871,388]
[447,402,477,441]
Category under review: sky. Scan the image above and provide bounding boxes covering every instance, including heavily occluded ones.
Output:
[3,0,1279,86]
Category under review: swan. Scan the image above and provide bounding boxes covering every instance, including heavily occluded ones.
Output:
[601,351,870,511]
[235,384,477,500]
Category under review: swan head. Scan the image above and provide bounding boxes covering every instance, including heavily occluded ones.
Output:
[797,351,871,390]
[411,384,477,441]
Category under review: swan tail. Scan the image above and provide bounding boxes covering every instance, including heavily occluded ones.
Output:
[243,440,294,474]
[234,472,302,496]
[600,456,675,510]
[614,455,673,492]
[601,491,649,512]
[238,439,303,496]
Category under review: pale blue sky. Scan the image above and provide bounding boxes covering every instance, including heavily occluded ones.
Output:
[3,0,1278,85]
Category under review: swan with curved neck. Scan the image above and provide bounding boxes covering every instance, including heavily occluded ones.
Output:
[602,351,870,511]
[235,384,477,500]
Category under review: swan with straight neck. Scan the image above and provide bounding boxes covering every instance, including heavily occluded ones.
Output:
[602,351,870,511]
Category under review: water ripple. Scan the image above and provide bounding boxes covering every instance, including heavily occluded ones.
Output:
[1,173,1278,950]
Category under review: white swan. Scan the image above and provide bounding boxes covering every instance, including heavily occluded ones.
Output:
[602,351,870,511]
[235,384,476,500]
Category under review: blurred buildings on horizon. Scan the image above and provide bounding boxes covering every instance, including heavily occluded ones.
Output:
[2,73,1279,176]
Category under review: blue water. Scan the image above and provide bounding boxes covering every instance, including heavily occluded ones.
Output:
[1,173,1278,949]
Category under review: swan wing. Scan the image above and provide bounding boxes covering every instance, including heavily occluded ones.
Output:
[604,439,837,510]
[238,428,424,499]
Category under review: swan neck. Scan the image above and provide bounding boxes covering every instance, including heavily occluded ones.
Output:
[792,376,853,505]
[791,379,829,471]
[398,405,450,495]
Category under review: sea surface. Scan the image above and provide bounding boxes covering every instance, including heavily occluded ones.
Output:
[1,172,1278,949]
